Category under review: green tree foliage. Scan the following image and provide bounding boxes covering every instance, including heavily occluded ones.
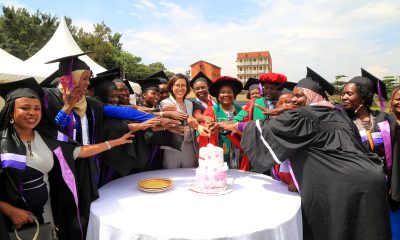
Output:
[0,6,173,79]
[332,75,347,94]
[0,6,58,60]
[382,76,396,97]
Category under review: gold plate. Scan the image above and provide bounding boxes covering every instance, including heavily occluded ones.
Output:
[138,178,173,192]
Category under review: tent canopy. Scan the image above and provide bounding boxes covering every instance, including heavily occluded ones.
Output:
[0,17,107,82]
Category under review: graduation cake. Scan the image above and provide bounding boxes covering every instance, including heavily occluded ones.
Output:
[194,144,228,193]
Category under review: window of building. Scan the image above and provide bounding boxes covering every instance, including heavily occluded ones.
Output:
[239,67,242,71]
[253,67,256,70]
[259,67,262,70]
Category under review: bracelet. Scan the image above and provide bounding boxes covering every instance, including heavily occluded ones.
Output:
[105,141,112,150]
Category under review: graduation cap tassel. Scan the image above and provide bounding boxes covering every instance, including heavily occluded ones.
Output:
[377,80,385,111]
[259,83,263,97]
[68,58,74,91]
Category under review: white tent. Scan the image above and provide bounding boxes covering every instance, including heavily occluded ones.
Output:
[0,48,32,82]
[24,17,107,82]
[0,17,107,82]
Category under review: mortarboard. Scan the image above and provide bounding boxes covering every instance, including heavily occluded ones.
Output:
[243,78,260,91]
[89,72,119,91]
[96,67,123,78]
[45,52,91,76]
[296,67,335,98]
[209,76,243,97]
[276,81,297,91]
[146,71,169,84]
[190,71,212,89]
[123,80,135,94]
[135,78,162,92]
[360,68,388,100]
[39,70,60,88]
[0,77,44,102]
[89,73,119,103]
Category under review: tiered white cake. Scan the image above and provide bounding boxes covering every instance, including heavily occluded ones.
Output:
[195,144,228,193]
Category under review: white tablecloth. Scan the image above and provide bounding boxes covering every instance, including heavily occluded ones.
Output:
[86,169,302,240]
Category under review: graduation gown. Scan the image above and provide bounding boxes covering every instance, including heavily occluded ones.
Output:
[349,110,400,208]
[241,106,391,240]
[99,117,160,186]
[43,88,102,236]
[0,129,83,240]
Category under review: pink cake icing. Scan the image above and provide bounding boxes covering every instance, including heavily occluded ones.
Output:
[195,144,228,193]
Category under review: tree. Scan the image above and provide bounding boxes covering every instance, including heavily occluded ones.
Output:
[382,76,396,97]
[0,6,58,60]
[0,6,173,78]
[332,75,347,94]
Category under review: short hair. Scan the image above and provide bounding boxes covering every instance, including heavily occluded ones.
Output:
[167,73,191,99]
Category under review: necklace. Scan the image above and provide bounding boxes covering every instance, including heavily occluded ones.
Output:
[356,117,372,130]
[26,140,33,157]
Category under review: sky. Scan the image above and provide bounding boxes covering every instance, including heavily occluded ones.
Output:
[1,0,399,81]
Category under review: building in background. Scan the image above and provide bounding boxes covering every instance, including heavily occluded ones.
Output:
[237,51,272,83]
[190,60,221,81]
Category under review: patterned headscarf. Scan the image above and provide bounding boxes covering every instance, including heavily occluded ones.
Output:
[300,87,335,109]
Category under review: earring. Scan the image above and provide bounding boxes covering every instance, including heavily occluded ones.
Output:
[354,103,363,114]
[10,118,14,124]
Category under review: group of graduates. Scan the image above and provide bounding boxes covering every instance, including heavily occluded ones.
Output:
[0,51,399,240]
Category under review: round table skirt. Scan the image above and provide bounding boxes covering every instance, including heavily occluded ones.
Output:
[86,169,302,240]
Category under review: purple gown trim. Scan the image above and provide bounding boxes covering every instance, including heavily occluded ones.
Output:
[378,120,393,174]
[0,153,26,170]
[377,80,385,111]
[288,160,300,193]
[53,146,83,239]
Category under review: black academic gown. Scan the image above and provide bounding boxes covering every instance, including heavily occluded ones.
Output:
[347,110,400,209]
[99,117,156,187]
[43,88,102,236]
[241,106,391,240]
[0,129,83,240]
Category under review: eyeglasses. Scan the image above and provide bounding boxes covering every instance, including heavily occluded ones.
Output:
[173,84,187,89]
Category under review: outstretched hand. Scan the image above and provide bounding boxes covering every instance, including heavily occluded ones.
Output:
[162,104,178,112]
[197,125,211,137]
[115,131,134,145]
[218,121,238,135]
[160,118,181,128]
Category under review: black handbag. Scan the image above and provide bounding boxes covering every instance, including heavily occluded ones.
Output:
[8,216,57,240]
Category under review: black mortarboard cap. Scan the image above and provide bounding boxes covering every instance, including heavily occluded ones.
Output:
[280,88,293,95]
[135,78,161,92]
[0,77,44,102]
[45,52,91,76]
[40,70,60,88]
[190,71,212,89]
[276,81,296,91]
[89,72,119,91]
[296,67,335,98]
[360,68,388,100]
[97,67,123,78]
[146,71,168,84]
[123,80,134,94]
[243,78,260,91]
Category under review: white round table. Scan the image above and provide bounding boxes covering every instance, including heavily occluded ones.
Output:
[86,169,302,240]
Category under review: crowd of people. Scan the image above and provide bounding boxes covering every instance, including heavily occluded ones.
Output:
[0,52,399,240]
